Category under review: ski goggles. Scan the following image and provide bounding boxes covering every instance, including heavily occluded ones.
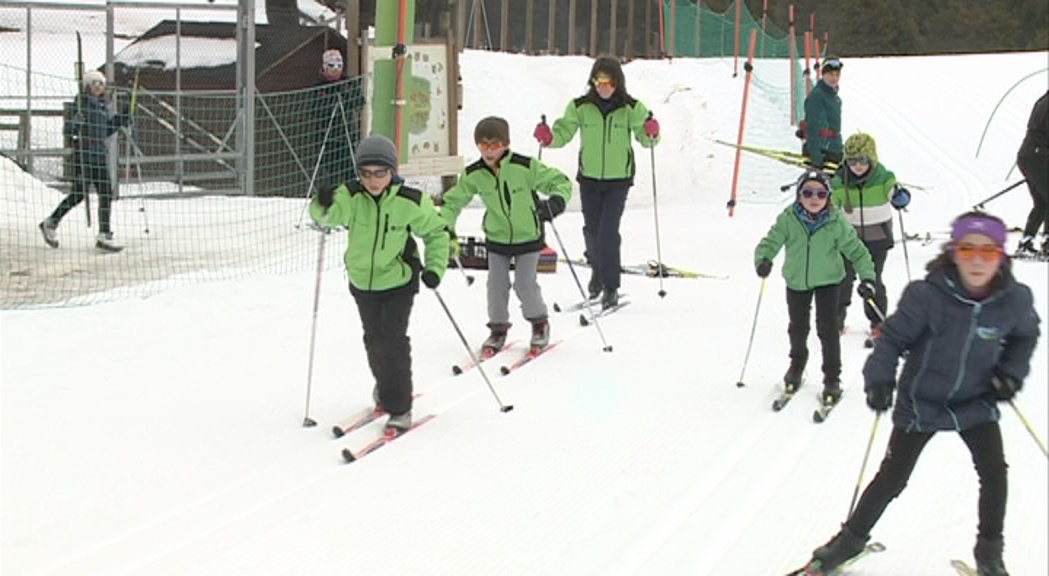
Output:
[476,140,506,152]
[591,76,615,89]
[954,243,1003,263]
[87,80,106,88]
[324,62,343,70]
[800,186,830,199]
[357,167,390,179]
[822,59,843,71]
[846,155,871,166]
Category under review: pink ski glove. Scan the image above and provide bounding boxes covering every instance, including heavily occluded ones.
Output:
[533,122,553,147]
[643,117,660,139]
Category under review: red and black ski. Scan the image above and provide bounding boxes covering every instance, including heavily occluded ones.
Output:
[341,414,437,463]
[498,340,563,375]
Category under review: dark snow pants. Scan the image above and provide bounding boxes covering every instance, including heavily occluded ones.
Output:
[580,181,629,292]
[351,282,416,416]
[845,421,1008,541]
[786,284,840,384]
[1018,151,1048,238]
[50,162,114,234]
[839,243,889,330]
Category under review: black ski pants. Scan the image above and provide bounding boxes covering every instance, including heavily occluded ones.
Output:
[580,181,629,292]
[839,243,889,330]
[786,285,840,384]
[50,161,114,234]
[351,282,416,416]
[1018,152,1048,238]
[846,421,1008,541]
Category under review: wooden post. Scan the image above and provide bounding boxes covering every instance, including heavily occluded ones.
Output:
[548,0,557,54]
[442,34,459,193]
[473,0,482,48]
[610,0,618,59]
[695,0,701,57]
[589,0,598,56]
[669,0,675,60]
[500,0,509,51]
[626,0,634,60]
[645,0,652,58]
[568,0,576,54]
[347,0,360,76]
[525,0,534,53]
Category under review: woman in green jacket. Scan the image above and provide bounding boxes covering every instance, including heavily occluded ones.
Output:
[755,169,876,403]
[534,56,660,309]
[311,135,449,433]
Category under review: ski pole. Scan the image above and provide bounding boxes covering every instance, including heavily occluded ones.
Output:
[452,254,475,286]
[546,217,613,352]
[296,105,339,229]
[896,209,912,283]
[301,218,329,428]
[973,179,1026,211]
[847,412,882,518]
[432,288,514,413]
[1007,399,1049,458]
[735,277,766,388]
[648,112,666,298]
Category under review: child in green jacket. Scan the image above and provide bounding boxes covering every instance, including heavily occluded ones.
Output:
[755,169,876,403]
[441,116,572,353]
[534,56,660,309]
[311,135,449,433]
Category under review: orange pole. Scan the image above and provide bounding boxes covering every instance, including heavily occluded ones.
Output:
[733,0,742,77]
[727,29,758,217]
[788,5,796,126]
[804,31,812,96]
[394,0,408,154]
[814,38,822,80]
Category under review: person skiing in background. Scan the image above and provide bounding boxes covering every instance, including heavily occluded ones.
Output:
[39,69,130,252]
[831,132,912,347]
[312,48,363,186]
[1015,90,1048,259]
[754,169,876,404]
[310,135,448,433]
[533,56,660,310]
[440,116,572,353]
[802,211,1040,576]
[800,56,844,171]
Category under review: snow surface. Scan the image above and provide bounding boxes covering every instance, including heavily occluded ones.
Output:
[2,30,1048,576]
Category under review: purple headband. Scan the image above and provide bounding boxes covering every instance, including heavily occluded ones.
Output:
[951,215,1007,247]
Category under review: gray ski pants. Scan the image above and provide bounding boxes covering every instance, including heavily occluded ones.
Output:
[487,251,547,324]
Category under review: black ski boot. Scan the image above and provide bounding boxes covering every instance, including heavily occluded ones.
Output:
[822,378,843,404]
[601,288,619,310]
[974,536,1009,576]
[783,359,806,393]
[482,322,510,355]
[810,524,868,574]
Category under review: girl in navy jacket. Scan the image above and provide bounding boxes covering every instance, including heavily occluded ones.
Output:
[803,211,1040,576]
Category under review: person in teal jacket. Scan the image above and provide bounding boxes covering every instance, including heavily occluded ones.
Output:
[534,56,660,309]
[801,56,844,170]
[755,169,876,403]
[442,116,572,352]
[311,135,449,433]
[831,132,912,346]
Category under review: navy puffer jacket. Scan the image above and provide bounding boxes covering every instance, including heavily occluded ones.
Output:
[864,265,1040,432]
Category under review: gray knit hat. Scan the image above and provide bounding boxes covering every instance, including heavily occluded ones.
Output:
[356,135,398,171]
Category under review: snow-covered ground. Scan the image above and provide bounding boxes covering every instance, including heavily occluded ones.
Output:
[2,17,1047,576]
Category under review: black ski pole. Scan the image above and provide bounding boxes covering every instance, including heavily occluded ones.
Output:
[648,112,666,298]
[432,288,514,412]
[847,412,882,517]
[735,277,767,387]
[301,219,329,428]
[75,31,91,228]
[973,179,1026,211]
[896,209,912,283]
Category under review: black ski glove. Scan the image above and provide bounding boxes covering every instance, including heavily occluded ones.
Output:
[316,182,337,210]
[538,196,566,221]
[756,259,772,278]
[991,372,1021,401]
[857,279,877,300]
[866,384,893,413]
[421,270,441,289]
